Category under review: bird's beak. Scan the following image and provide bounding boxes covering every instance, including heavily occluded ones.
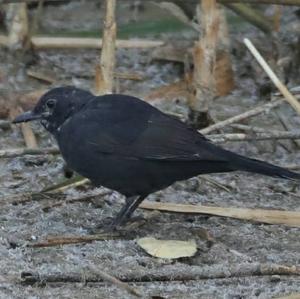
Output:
[12,111,43,124]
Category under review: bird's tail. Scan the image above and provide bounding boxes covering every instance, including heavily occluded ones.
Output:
[227,152,300,180]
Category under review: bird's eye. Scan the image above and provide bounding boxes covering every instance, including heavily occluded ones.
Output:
[46,99,56,109]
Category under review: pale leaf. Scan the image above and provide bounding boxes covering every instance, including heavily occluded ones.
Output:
[137,237,197,259]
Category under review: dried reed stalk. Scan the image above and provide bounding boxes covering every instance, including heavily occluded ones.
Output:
[95,0,117,95]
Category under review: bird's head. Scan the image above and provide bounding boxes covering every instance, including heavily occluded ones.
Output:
[13,86,93,135]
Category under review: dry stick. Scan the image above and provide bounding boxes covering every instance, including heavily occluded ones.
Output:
[27,70,56,84]
[272,4,282,32]
[10,107,37,148]
[200,98,284,134]
[1,35,164,49]
[83,71,144,80]
[276,110,300,148]
[95,0,117,95]
[87,269,142,298]
[189,0,219,128]
[31,37,164,49]
[74,71,145,81]
[19,123,37,148]
[0,192,66,206]
[5,3,37,148]
[224,3,272,34]
[114,72,145,81]
[6,2,28,48]
[139,201,300,227]
[0,146,59,158]
[244,38,300,115]
[0,189,109,207]
[21,266,141,297]
[45,178,90,193]
[200,175,232,192]
[23,0,44,52]
[89,270,142,298]
[93,65,105,94]
[5,2,39,148]
[29,233,119,248]
[153,1,198,31]
[210,131,300,143]
[230,123,294,151]
[20,263,300,285]
[216,6,235,96]
[230,123,270,133]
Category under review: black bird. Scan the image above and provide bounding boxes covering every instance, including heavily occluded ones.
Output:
[13,86,300,229]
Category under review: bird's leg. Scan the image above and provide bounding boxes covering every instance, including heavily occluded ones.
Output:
[92,195,146,233]
[110,195,146,229]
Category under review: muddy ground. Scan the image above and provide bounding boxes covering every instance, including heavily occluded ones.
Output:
[0,1,300,298]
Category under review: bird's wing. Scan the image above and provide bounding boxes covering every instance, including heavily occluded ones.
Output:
[60,95,226,162]
[122,112,222,161]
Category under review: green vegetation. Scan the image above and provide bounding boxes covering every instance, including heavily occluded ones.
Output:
[39,17,193,38]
